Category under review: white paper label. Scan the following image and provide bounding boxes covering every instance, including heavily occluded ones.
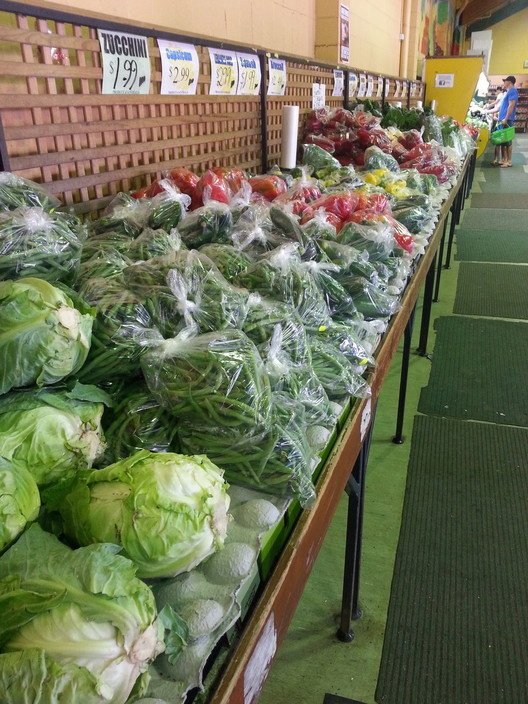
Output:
[401,81,408,98]
[244,614,277,704]
[339,3,350,63]
[410,81,417,97]
[348,72,358,95]
[435,73,454,88]
[312,82,326,109]
[158,39,198,95]
[357,73,367,98]
[394,80,401,97]
[267,57,287,96]
[98,29,150,94]
[360,398,372,441]
[208,48,238,95]
[332,69,344,97]
[237,52,261,95]
[377,76,384,98]
[366,76,374,97]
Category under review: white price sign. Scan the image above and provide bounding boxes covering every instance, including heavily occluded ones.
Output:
[236,52,261,95]
[158,39,198,95]
[401,81,408,98]
[366,76,374,97]
[332,69,344,97]
[208,48,238,95]
[312,82,326,109]
[98,29,150,94]
[377,76,384,98]
[357,73,367,97]
[394,80,401,97]
[411,82,417,97]
[348,72,358,95]
[267,57,287,96]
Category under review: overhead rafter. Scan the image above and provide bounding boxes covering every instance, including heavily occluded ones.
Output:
[461,0,528,29]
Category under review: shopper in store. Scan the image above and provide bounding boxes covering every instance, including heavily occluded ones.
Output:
[484,88,507,165]
[497,75,519,168]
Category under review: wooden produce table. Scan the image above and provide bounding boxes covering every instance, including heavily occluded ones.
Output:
[207,153,474,704]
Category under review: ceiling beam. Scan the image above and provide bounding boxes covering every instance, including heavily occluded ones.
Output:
[465,0,528,32]
[460,0,513,25]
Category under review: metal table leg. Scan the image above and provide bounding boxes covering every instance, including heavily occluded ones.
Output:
[336,405,377,643]
[393,304,417,444]
[417,252,437,356]
[433,216,449,303]
[444,188,462,270]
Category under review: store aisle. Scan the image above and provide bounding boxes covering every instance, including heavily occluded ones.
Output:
[259,139,528,704]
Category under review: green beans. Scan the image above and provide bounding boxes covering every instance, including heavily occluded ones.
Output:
[309,337,371,401]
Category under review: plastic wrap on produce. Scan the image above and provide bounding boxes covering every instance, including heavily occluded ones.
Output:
[0,171,60,212]
[0,206,85,284]
[144,485,288,703]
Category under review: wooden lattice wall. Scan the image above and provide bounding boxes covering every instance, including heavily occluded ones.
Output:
[0,5,425,216]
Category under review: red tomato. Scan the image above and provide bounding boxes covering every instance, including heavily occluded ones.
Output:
[212,167,247,194]
[366,193,391,214]
[308,193,360,221]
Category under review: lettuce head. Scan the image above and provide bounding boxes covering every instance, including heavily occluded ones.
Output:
[43,450,230,578]
[0,277,93,395]
[0,458,40,552]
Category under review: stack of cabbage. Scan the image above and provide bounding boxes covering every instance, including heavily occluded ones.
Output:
[0,178,234,703]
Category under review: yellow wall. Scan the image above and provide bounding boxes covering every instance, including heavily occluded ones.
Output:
[315,0,404,76]
[424,55,482,122]
[33,0,316,57]
[487,7,528,77]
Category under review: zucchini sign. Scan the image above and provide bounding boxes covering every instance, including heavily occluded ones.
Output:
[98,30,151,94]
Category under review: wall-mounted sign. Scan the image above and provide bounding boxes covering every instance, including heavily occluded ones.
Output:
[394,80,401,97]
[348,72,358,95]
[98,29,150,94]
[208,48,238,95]
[267,57,287,96]
[312,82,326,109]
[377,76,384,98]
[339,3,350,63]
[357,73,367,97]
[332,69,344,97]
[236,52,261,95]
[435,73,455,88]
[158,39,199,95]
[366,76,374,97]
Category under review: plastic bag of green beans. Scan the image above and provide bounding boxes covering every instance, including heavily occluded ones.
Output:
[0,206,85,285]
[0,172,60,213]
[142,328,273,436]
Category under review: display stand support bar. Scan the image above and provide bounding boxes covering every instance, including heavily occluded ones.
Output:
[433,215,449,302]
[337,402,377,642]
[392,304,417,444]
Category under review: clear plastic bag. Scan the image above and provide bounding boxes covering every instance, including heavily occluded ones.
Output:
[128,227,185,261]
[0,206,85,285]
[301,208,339,241]
[77,246,131,285]
[198,243,253,281]
[344,275,400,320]
[237,243,331,332]
[363,145,400,172]
[102,380,179,463]
[123,250,248,336]
[315,321,376,369]
[242,294,310,366]
[147,180,191,231]
[302,259,358,323]
[316,240,380,284]
[177,200,234,249]
[92,192,151,238]
[338,220,395,261]
[0,172,61,213]
[142,328,273,435]
[302,144,341,172]
[77,278,156,386]
[309,336,371,401]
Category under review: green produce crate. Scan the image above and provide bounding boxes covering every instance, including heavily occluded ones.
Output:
[258,517,289,580]
[490,126,515,144]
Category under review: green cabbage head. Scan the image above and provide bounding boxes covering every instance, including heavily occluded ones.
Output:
[0,458,40,552]
[0,384,107,487]
[0,525,171,704]
[0,277,93,395]
[44,450,230,578]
